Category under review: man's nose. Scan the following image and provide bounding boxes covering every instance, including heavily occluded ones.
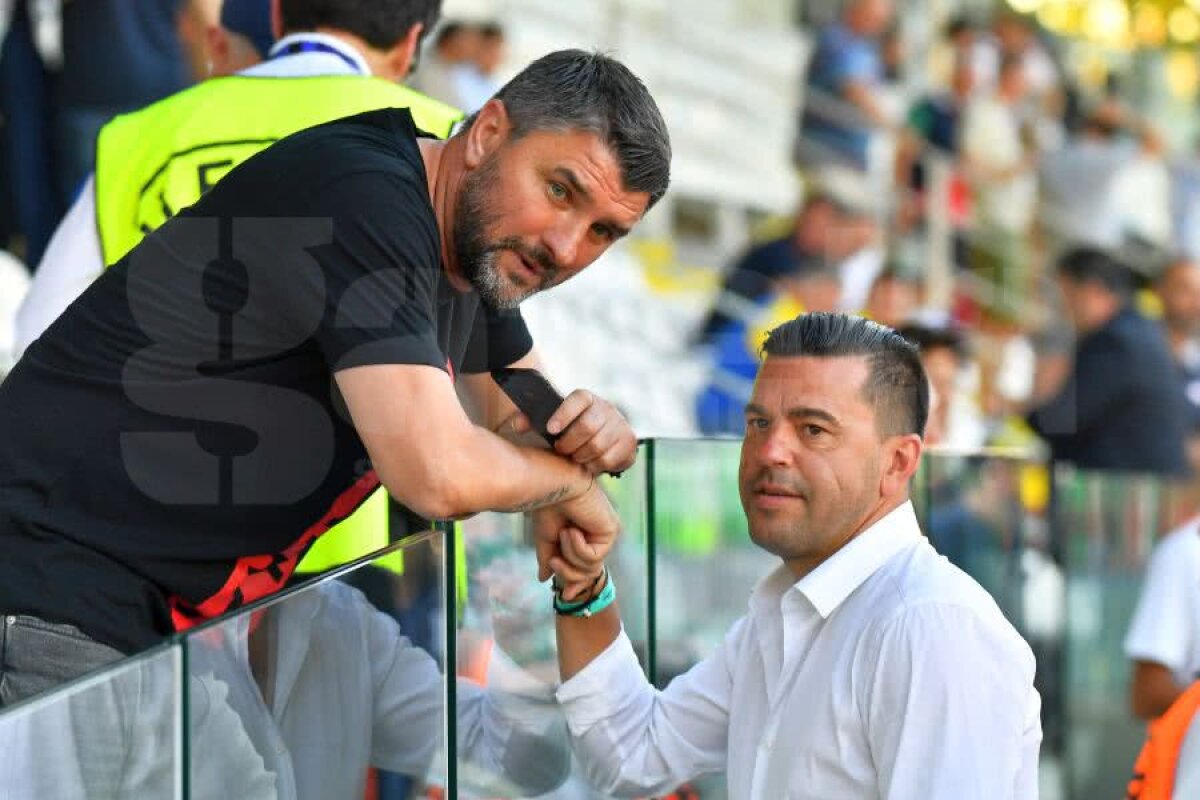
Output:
[542,222,584,268]
[752,422,794,466]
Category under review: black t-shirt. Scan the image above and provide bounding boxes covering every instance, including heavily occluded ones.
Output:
[0,108,532,652]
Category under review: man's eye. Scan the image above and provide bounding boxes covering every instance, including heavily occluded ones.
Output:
[746,418,768,430]
[548,182,567,200]
[805,424,826,437]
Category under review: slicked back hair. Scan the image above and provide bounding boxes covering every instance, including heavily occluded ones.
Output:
[761,312,929,438]
[462,49,671,209]
[279,0,442,51]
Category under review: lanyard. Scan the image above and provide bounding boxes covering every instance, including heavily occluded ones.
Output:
[271,41,364,75]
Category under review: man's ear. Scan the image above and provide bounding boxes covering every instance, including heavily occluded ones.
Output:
[879,433,923,497]
[384,22,424,81]
[462,98,510,169]
[205,25,230,77]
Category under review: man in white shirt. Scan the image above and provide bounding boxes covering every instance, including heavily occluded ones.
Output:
[1125,519,1200,720]
[547,312,1042,798]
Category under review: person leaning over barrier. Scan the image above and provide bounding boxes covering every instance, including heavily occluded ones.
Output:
[0,48,670,705]
[15,0,468,583]
[548,312,1042,799]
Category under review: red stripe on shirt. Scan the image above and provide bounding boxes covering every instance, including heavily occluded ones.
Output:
[168,469,382,632]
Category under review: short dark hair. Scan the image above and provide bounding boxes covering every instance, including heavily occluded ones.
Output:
[279,0,441,50]
[897,323,969,362]
[761,312,929,438]
[944,15,974,38]
[462,49,671,208]
[478,21,504,40]
[1057,246,1133,295]
[434,21,466,49]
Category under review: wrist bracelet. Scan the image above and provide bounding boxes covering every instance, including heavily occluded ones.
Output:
[552,567,616,618]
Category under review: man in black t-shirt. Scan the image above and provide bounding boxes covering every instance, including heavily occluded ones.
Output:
[0,49,671,703]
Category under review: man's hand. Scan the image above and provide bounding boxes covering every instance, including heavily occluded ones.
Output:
[512,390,636,475]
[531,484,619,598]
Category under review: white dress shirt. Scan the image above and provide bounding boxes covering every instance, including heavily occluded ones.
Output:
[1125,519,1200,687]
[557,501,1042,799]
[13,34,368,359]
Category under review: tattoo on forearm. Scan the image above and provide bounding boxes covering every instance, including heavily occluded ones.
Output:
[503,485,572,513]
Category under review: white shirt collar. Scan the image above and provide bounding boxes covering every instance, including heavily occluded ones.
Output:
[242,32,371,78]
[752,500,923,619]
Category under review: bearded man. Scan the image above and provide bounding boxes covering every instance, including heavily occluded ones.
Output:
[0,49,670,703]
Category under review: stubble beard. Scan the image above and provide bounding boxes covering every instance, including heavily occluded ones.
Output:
[452,154,558,310]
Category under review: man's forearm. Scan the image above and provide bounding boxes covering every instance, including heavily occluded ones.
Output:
[426,425,593,519]
[556,598,621,681]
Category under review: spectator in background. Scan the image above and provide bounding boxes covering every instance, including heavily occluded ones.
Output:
[1027,248,1190,476]
[1039,100,1168,255]
[862,268,920,328]
[797,0,894,170]
[1172,137,1200,262]
[695,263,841,435]
[455,22,505,113]
[899,324,985,449]
[1125,518,1200,720]
[696,169,879,344]
[0,0,62,268]
[934,15,996,90]
[1158,260,1200,470]
[894,53,976,251]
[409,20,480,110]
[900,52,976,178]
[205,0,274,73]
[961,54,1037,322]
[992,13,1062,121]
[54,0,195,204]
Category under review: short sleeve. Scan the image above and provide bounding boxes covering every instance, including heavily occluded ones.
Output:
[457,303,533,374]
[834,43,877,88]
[294,169,448,374]
[1125,531,1200,681]
[816,29,878,90]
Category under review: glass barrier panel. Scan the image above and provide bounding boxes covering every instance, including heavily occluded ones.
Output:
[649,438,775,799]
[923,452,1054,633]
[181,531,447,800]
[603,442,651,663]
[923,451,1065,795]
[1054,467,1187,800]
[0,642,182,798]
[451,448,650,799]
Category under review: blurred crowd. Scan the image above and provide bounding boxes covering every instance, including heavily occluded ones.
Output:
[699,0,1200,484]
[1,0,1200,480]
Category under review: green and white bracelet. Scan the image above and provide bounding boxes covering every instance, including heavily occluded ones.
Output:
[552,567,616,618]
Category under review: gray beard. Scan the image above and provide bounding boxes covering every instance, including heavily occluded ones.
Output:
[471,250,518,309]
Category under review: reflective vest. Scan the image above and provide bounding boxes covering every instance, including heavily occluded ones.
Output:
[92,74,462,576]
[1129,681,1200,800]
[95,74,461,264]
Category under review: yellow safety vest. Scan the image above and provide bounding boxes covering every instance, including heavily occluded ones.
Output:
[95,74,461,264]
[93,73,463,577]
